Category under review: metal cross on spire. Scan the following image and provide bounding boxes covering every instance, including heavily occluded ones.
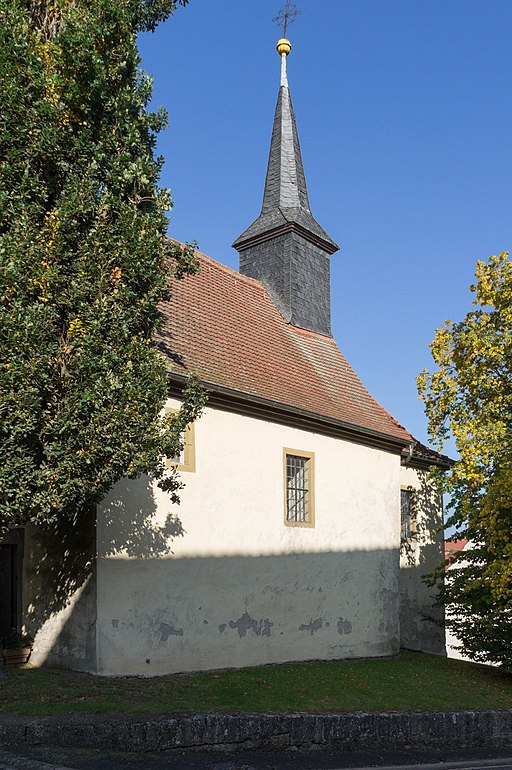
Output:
[272,1,301,38]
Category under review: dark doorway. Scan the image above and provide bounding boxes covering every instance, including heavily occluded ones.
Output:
[0,544,18,635]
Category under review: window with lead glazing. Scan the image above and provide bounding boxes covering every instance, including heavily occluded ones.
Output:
[284,449,315,527]
[401,488,414,539]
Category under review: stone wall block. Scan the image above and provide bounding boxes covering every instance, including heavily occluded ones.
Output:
[263,714,292,744]
[2,711,512,752]
[0,721,26,745]
[288,713,322,746]
[125,721,146,752]
[144,717,184,751]
[204,714,239,745]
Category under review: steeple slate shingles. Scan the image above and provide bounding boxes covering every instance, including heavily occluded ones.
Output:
[233,46,339,336]
[233,81,338,253]
[261,84,309,212]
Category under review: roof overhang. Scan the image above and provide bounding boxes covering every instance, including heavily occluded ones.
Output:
[407,451,454,471]
[167,372,411,456]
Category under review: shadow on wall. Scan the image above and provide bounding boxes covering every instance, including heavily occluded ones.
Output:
[99,478,185,559]
[24,475,185,671]
[23,507,96,670]
[23,471,445,676]
[26,546,442,677]
[399,469,445,655]
[43,547,404,676]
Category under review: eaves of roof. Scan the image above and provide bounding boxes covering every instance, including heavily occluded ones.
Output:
[408,439,454,471]
[233,210,339,255]
[166,370,411,456]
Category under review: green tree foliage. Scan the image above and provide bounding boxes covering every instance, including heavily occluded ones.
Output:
[0,0,204,532]
[418,252,512,668]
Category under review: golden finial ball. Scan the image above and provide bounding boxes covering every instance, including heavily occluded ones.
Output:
[276,38,292,56]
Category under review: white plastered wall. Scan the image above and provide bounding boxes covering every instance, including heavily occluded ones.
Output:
[96,400,402,675]
[399,465,445,654]
[23,515,97,672]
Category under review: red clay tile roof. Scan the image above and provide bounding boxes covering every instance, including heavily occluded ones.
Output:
[409,439,453,468]
[156,249,413,446]
[445,539,469,562]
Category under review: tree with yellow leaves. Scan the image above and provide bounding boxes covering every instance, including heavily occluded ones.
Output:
[0,0,204,532]
[418,252,512,667]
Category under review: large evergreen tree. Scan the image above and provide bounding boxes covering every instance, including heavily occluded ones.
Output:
[418,252,512,668]
[0,0,204,532]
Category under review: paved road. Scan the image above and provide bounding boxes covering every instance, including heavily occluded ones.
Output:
[1,746,512,770]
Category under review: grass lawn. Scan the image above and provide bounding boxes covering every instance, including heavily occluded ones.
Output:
[0,651,511,717]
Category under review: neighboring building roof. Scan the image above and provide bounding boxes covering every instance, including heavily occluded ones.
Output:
[445,538,469,563]
[157,248,413,450]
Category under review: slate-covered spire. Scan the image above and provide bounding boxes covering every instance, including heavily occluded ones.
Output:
[233,36,339,337]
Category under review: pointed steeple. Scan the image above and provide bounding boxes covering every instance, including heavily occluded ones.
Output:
[260,42,310,214]
[233,36,339,337]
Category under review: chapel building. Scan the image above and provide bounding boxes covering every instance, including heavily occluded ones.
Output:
[4,35,449,675]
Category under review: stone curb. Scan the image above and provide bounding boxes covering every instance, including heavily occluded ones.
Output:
[0,711,512,754]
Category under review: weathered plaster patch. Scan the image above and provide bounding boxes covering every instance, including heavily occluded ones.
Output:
[340,570,356,585]
[299,618,323,636]
[379,588,397,635]
[159,623,183,642]
[263,584,285,596]
[337,617,352,635]
[228,612,273,638]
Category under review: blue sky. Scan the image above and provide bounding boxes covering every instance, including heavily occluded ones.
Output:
[139,0,512,452]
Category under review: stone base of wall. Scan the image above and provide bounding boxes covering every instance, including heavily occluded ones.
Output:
[1,711,511,753]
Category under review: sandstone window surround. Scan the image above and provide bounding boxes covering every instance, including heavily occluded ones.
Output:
[283,448,315,527]
[165,409,196,473]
